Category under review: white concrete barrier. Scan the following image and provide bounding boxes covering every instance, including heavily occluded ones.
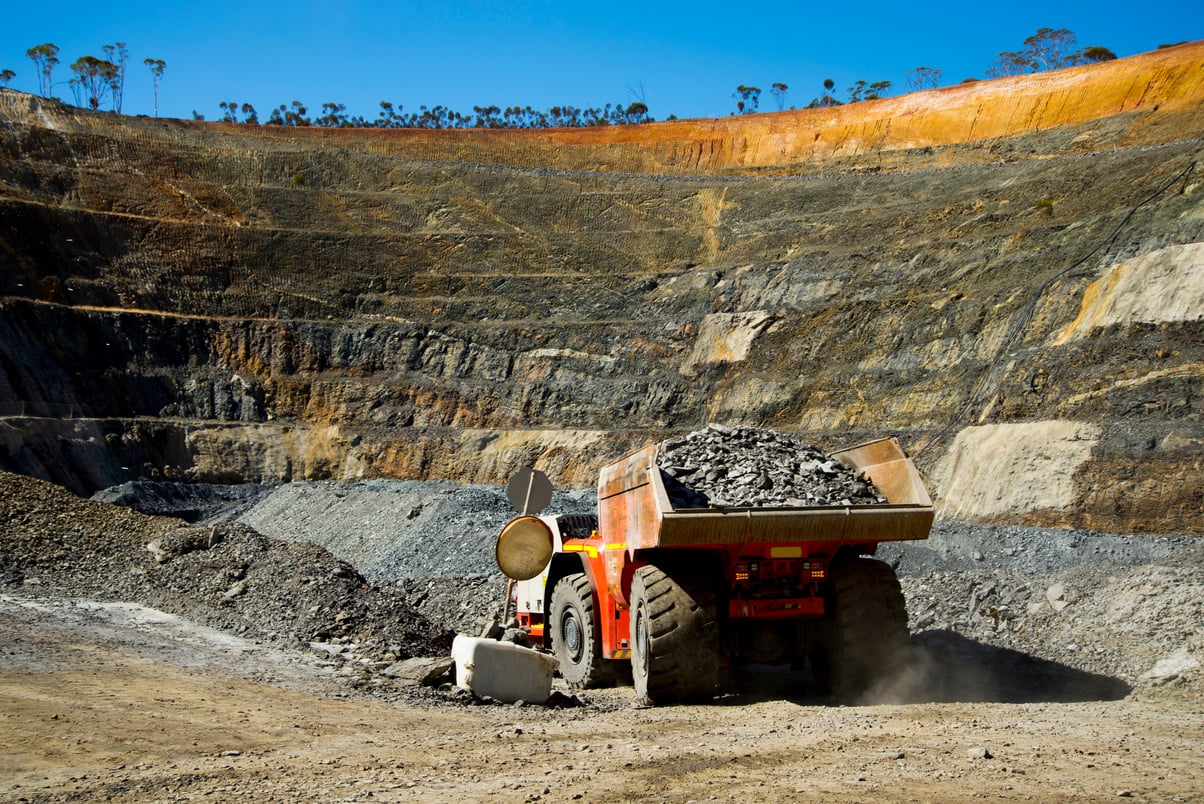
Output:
[451,635,558,704]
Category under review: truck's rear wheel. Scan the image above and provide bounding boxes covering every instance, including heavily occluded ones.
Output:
[550,573,614,688]
[822,557,910,701]
[630,564,719,705]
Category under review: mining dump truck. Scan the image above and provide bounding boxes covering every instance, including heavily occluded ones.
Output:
[495,430,934,705]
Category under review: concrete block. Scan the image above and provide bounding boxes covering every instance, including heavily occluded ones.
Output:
[451,635,558,704]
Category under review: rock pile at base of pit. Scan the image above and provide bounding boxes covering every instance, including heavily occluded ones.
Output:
[657,424,885,509]
[896,543,1204,691]
[0,471,453,678]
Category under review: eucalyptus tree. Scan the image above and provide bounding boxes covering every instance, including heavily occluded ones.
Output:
[770,82,788,110]
[101,43,128,111]
[25,43,59,97]
[69,55,118,110]
[847,80,892,102]
[1024,28,1077,71]
[266,100,310,126]
[732,84,761,114]
[218,100,258,123]
[144,58,165,117]
[1077,46,1117,63]
[906,66,942,91]
[316,102,349,127]
[988,29,1115,77]
[625,101,649,122]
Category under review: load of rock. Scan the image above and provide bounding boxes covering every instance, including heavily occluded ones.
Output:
[657,424,885,509]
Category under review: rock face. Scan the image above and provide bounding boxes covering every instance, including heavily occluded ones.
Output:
[1,43,1202,534]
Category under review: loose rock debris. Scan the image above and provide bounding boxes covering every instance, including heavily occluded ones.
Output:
[657,423,885,508]
[0,471,453,682]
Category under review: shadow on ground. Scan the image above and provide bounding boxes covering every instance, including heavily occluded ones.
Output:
[716,629,1131,707]
[899,629,1132,704]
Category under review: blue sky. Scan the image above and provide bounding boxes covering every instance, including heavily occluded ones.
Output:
[1,1,1200,123]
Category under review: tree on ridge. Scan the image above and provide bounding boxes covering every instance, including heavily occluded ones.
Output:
[69,55,118,110]
[733,84,761,114]
[770,82,788,110]
[102,43,128,112]
[906,66,942,91]
[144,58,165,118]
[26,43,59,97]
[988,28,1116,77]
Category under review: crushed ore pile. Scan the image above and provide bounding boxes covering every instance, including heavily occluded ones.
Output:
[0,471,453,687]
[657,423,884,508]
[896,548,1204,695]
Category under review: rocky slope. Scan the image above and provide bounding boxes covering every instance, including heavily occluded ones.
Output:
[1,43,1202,533]
[0,470,453,670]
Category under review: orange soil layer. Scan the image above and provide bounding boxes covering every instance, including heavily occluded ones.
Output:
[200,40,1204,174]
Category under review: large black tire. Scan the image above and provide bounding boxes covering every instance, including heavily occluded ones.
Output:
[630,564,719,706]
[549,573,615,689]
[822,557,910,701]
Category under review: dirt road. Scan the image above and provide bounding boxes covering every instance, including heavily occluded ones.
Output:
[3,595,1200,803]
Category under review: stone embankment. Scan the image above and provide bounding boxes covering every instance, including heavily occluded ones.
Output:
[1,471,454,677]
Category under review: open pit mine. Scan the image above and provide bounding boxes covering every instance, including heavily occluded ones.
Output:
[1,38,1203,804]
[2,42,1203,535]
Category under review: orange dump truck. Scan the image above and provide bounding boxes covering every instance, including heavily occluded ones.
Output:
[496,436,934,705]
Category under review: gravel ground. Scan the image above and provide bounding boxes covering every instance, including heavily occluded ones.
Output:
[5,598,1200,803]
[2,467,1202,803]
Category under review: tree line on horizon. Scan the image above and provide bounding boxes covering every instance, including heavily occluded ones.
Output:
[735,29,1122,114]
[215,99,654,128]
[1,29,1172,129]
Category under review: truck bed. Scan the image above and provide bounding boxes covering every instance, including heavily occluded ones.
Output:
[597,437,934,549]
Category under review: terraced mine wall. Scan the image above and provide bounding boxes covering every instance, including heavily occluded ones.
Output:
[1,43,1202,533]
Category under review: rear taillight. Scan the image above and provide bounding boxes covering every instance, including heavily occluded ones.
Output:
[736,557,825,582]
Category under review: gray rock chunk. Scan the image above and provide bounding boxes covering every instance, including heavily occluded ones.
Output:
[1046,582,1071,611]
[146,526,215,564]
[1141,647,1200,685]
[381,656,455,686]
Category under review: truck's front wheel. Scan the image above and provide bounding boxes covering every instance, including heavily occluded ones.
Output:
[550,573,614,688]
[630,564,719,705]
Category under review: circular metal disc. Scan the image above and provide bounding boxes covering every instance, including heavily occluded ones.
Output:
[495,515,554,580]
[506,467,553,515]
